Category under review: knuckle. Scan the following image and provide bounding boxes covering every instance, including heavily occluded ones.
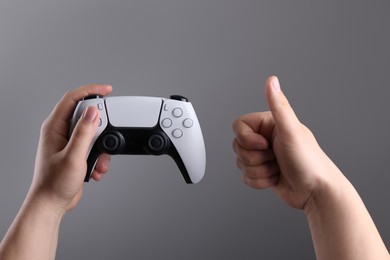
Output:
[40,118,50,133]
[71,125,88,140]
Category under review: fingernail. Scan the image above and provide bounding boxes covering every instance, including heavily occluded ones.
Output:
[82,106,98,122]
[102,84,112,90]
[272,77,281,93]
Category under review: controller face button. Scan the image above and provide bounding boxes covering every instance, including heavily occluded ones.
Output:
[172,129,183,138]
[98,103,104,110]
[148,134,165,152]
[162,118,173,128]
[172,108,183,118]
[98,118,102,127]
[183,118,193,128]
[103,134,120,152]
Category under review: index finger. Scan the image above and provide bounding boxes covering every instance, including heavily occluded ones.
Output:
[232,112,274,150]
[51,84,113,122]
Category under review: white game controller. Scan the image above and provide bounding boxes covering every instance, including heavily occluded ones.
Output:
[69,95,206,184]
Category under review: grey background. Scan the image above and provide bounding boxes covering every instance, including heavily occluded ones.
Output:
[0,0,389,259]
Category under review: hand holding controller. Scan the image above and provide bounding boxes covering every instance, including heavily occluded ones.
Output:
[69,95,206,184]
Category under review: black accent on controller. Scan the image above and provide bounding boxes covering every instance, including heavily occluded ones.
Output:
[169,147,192,184]
[170,95,188,102]
[84,125,193,183]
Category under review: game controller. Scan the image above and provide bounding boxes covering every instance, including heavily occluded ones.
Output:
[69,95,206,184]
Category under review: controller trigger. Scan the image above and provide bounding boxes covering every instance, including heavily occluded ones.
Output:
[170,95,188,102]
[83,94,103,100]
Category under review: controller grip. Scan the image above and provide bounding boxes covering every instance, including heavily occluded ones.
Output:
[85,145,101,182]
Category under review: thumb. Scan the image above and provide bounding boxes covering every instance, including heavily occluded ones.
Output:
[66,106,99,161]
[265,76,301,133]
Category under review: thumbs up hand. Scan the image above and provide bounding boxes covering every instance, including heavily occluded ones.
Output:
[233,76,340,210]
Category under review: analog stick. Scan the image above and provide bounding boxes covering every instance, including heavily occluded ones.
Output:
[103,133,122,153]
[148,134,166,153]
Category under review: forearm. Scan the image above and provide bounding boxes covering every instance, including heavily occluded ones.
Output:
[0,194,63,260]
[305,171,389,260]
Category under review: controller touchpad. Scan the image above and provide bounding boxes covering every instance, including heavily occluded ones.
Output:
[105,97,162,127]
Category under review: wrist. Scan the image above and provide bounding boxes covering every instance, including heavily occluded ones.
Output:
[303,169,390,260]
[303,161,349,218]
[24,190,67,221]
[0,189,65,260]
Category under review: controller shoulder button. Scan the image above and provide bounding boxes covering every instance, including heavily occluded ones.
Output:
[170,95,188,102]
[83,95,102,100]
